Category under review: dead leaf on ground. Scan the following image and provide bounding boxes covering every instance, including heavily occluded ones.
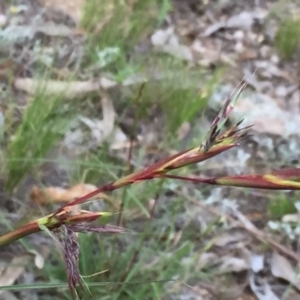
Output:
[14,75,147,98]
[218,256,249,273]
[197,252,218,270]
[213,229,251,248]
[204,10,268,36]
[64,91,130,151]
[151,27,194,62]
[3,23,83,39]
[282,214,300,223]
[30,183,118,209]
[229,202,300,262]
[39,0,85,24]
[249,272,280,300]
[34,22,84,36]
[80,91,115,145]
[0,255,31,295]
[14,77,117,98]
[27,249,46,269]
[271,251,300,291]
[109,127,135,150]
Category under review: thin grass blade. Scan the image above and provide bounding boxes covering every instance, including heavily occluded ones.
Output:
[163,168,300,190]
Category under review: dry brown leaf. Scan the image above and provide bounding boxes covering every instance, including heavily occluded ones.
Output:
[39,0,85,24]
[14,77,117,98]
[14,75,148,97]
[27,249,45,269]
[110,134,136,150]
[79,92,115,144]
[213,230,250,248]
[98,91,115,144]
[31,183,102,203]
[77,92,129,150]
[197,252,218,270]
[271,251,300,291]
[151,27,194,61]
[249,272,280,300]
[218,256,249,273]
[0,255,31,294]
[30,184,118,208]
[33,23,84,37]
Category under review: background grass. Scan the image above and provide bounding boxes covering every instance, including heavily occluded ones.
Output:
[0,0,219,299]
[3,0,299,299]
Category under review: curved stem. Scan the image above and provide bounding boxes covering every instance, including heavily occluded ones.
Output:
[0,221,40,247]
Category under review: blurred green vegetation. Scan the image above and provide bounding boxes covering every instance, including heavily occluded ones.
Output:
[268,193,297,219]
[275,17,300,59]
[0,0,219,299]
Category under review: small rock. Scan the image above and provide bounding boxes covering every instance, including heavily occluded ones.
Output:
[233,30,245,41]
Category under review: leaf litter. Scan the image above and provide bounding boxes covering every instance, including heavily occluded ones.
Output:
[1,0,300,299]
